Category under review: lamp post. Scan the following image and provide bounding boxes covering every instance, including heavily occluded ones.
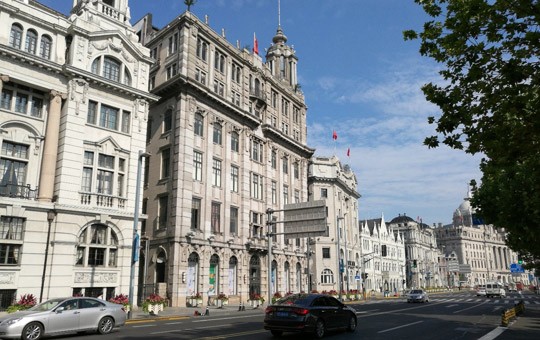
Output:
[128,150,149,319]
[39,209,56,303]
[336,216,343,300]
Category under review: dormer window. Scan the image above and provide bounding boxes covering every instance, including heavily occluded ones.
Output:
[91,55,132,86]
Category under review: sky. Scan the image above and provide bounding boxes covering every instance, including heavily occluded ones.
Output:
[39,0,483,226]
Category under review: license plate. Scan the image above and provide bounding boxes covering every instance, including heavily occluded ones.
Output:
[276,311,288,317]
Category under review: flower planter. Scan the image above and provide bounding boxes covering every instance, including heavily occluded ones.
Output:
[188,298,202,307]
[249,300,261,308]
[216,299,228,308]
[147,303,164,315]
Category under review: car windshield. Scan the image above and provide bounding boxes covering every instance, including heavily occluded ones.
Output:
[27,298,65,312]
[410,290,423,294]
[274,294,312,306]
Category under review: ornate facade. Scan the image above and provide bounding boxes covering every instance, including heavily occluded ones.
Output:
[435,192,530,287]
[139,11,314,307]
[0,0,156,310]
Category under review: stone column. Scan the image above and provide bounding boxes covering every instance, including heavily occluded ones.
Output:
[38,91,65,202]
[0,75,9,96]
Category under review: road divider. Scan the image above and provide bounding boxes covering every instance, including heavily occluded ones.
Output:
[501,300,525,327]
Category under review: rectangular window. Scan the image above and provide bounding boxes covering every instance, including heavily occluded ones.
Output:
[193,151,203,181]
[271,181,277,204]
[211,202,221,233]
[99,104,118,130]
[294,189,300,203]
[271,150,277,169]
[161,148,170,179]
[271,90,278,108]
[194,113,204,136]
[231,166,239,193]
[168,33,178,56]
[283,185,289,205]
[213,124,222,144]
[166,63,178,80]
[251,173,263,200]
[121,111,130,133]
[1,141,29,188]
[321,188,328,198]
[87,101,98,124]
[322,248,331,259]
[293,162,299,179]
[231,132,239,152]
[81,151,94,192]
[230,207,238,234]
[163,110,172,132]
[282,157,288,174]
[213,80,225,96]
[159,195,168,229]
[281,98,289,117]
[251,139,263,162]
[0,216,24,240]
[195,68,207,85]
[293,106,300,124]
[1,89,13,110]
[212,158,222,187]
[88,248,105,266]
[191,197,201,230]
[231,91,241,106]
[14,92,28,114]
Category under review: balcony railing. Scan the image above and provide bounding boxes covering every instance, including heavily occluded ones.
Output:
[80,192,127,209]
[0,184,37,200]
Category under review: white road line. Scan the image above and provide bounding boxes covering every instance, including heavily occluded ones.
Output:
[151,324,230,335]
[477,326,507,340]
[445,304,459,308]
[378,320,424,333]
[453,300,488,314]
[192,315,258,322]
[132,324,156,328]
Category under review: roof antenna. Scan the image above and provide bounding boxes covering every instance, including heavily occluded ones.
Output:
[278,0,281,27]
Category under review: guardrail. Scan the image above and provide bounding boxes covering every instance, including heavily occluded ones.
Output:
[501,300,525,327]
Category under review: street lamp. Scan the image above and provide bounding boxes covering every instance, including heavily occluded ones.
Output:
[336,216,343,300]
[39,209,56,302]
[128,150,149,319]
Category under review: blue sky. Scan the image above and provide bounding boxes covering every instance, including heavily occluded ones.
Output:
[41,0,483,225]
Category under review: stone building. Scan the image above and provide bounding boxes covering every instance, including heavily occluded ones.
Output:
[435,191,530,287]
[138,10,314,307]
[387,215,446,289]
[359,217,406,294]
[0,0,156,310]
[307,156,361,295]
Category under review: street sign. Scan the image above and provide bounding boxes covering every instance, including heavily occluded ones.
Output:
[448,260,460,272]
[510,263,525,273]
[283,200,327,239]
[459,264,471,273]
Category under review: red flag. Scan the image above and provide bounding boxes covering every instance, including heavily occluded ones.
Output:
[347,148,350,157]
[332,130,337,140]
[253,32,259,55]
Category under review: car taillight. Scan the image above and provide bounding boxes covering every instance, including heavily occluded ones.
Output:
[265,306,275,314]
[292,308,309,316]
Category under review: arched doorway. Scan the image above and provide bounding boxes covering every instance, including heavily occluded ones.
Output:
[284,262,290,293]
[187,252,200,296]
[249,255,261,296]
[228,256,238,295]
[156,249,166,283]
[296,262,302,292]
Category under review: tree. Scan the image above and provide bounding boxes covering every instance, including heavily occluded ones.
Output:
[404,0,540,269]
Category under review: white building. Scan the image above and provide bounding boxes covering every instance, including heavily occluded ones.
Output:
[138,9,314,307]
[0,0,156,310]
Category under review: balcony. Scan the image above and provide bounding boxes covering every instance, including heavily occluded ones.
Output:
[80,192,127,209]
[0,183,38,200]
[249,88,267,108]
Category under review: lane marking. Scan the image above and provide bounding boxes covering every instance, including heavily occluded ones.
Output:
[150,323,232,335]
[132,324,156,328]
[445,304,459,308]
[197,329,267,339]
[453,300,488,314]
[378,320,424,334]
[192,315,259,322]
[477,326,507,340]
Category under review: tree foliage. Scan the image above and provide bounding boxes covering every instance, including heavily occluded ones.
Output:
[405,0,540,268]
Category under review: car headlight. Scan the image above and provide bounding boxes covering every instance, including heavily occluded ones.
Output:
[5,318,23,326]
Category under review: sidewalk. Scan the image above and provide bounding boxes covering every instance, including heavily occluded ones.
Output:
[495,305,540,340]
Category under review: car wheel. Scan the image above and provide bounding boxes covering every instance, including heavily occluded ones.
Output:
[270,330,283,337]
[314,319,326,339]
[22,322,43,340]
[98,316,115,334]
[346,315,357,332]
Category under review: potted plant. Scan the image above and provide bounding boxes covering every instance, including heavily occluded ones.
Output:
[271,292,282,304]
[142,294,167,315]
[7,294,36,313]
[328,289,338,298]
[215,293,228,308]
[249,293,264,308]
[188,292,202,307]
[109,294,130,312]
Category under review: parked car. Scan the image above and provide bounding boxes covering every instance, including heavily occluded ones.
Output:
[263,293,357,338]
[0,297,126,340]
[476,285,487,296]
[407,289,429,303]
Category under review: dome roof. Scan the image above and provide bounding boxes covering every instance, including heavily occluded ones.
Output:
[390,214,414,224]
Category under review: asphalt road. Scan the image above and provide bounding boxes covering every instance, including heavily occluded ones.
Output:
[42,291,540,340]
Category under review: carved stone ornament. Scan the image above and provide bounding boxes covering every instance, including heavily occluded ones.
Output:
[74,272,118,283]
[69,79,89,116]
[0,272,15,284]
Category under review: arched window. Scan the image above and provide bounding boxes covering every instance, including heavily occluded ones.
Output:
[103,57,120,82]
[228,257,238,295]
[76,224,118,267]
[39,35,52,59]
[194,112,204,136]
[9,24,23,49]
[230,131,239,152]
[213,123,222,145]
[123,69,132,86]
[320,268,334,284]
[25,29,37,54]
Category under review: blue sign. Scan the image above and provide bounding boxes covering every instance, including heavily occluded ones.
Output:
[510,263,525,273]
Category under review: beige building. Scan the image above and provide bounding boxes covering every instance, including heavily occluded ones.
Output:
[387,215,446,289]
[435,191,530,287]
[0,0,156,310]
[138,10,314,307]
